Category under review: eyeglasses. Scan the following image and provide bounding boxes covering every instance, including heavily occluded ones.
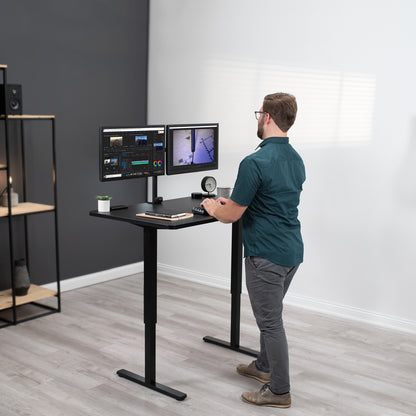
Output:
[254,111,268,120]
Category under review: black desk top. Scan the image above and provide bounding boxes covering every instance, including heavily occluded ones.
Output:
[90,197,217,230]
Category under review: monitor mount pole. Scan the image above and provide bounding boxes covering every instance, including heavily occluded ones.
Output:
[147,177,163,204]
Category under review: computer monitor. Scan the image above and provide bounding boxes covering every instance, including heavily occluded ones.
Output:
[99,125,165,181]
[166,123,219,175]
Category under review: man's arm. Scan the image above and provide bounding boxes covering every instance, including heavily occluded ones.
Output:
[201,197,247,223]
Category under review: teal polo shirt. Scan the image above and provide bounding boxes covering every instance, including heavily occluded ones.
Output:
[230,137,305,267]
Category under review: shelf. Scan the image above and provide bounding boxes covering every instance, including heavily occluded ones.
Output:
[0,202,54,217]
[1,115,55,119]
[0,284,57,311]
[1,64,60,326]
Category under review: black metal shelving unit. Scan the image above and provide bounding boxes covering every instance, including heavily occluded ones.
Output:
[0,64,61,327]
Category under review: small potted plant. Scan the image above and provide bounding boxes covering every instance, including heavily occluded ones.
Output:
[96,195,112,212]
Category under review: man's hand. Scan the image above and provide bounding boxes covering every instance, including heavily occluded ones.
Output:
[201,197,224,217]
[216,197,229,205]
[201,197,247,223]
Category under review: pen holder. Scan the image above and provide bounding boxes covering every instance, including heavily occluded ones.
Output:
[217,187,233,199]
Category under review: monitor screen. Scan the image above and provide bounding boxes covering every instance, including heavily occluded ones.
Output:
[99,125,165,181]
[166,123,219,175]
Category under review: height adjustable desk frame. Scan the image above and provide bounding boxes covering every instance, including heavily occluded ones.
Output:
[90,197,257,401]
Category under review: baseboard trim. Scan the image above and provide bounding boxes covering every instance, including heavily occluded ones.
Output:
[44,261,416,334]
[283,292,416,334]
[158,263,416,334]
[157,263,229,289]
[43,262,144,292]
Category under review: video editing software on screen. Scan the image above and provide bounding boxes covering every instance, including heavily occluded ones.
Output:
[100,126,165,181]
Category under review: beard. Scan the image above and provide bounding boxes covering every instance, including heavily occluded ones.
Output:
[257,119,264,139]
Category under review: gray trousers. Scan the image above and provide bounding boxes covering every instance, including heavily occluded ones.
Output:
[245,256,299,394]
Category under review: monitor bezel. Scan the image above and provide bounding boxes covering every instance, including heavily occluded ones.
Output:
[165,123,219,175]
[99,124,166,182]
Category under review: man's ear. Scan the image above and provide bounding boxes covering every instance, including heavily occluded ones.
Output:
[265,112,273,125]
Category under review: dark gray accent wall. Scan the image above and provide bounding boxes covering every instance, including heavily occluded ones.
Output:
[0,0,149,287]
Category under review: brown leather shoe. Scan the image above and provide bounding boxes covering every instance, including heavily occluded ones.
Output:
[236,360,271,383]
[241,384,291,408]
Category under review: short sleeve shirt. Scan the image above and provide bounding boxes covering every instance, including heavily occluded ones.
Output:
[231,137,305,267]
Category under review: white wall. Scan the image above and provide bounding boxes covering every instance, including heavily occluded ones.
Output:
[148,0,416,332]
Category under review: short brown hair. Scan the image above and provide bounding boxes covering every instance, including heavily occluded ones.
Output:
[263,93,297,132]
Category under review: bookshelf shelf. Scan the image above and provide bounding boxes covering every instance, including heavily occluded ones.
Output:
[0,202,55,217]
[0,285,58,311]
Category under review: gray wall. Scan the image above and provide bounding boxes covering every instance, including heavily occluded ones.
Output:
[0,0,149,288]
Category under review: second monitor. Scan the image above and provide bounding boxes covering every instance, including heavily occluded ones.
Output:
[166,123,219,175]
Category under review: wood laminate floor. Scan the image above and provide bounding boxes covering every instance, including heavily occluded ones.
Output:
[0,273,415,416]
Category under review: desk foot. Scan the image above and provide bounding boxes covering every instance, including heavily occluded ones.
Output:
[203,336,258,357]
[117,369,187,401]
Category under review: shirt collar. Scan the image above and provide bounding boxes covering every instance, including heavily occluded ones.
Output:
[256,136,289,149]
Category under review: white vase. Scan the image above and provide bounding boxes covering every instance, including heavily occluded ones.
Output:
[98,199,110,212]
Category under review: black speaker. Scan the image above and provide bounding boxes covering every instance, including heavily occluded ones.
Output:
[0,84,23,115]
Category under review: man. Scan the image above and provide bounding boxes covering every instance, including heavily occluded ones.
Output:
[201,92,305,408]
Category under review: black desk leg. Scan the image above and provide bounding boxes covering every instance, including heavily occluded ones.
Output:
[117,227,187,401]
[203,220,258,357]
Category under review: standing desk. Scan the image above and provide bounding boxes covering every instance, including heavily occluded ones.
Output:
[90,197,257,400]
